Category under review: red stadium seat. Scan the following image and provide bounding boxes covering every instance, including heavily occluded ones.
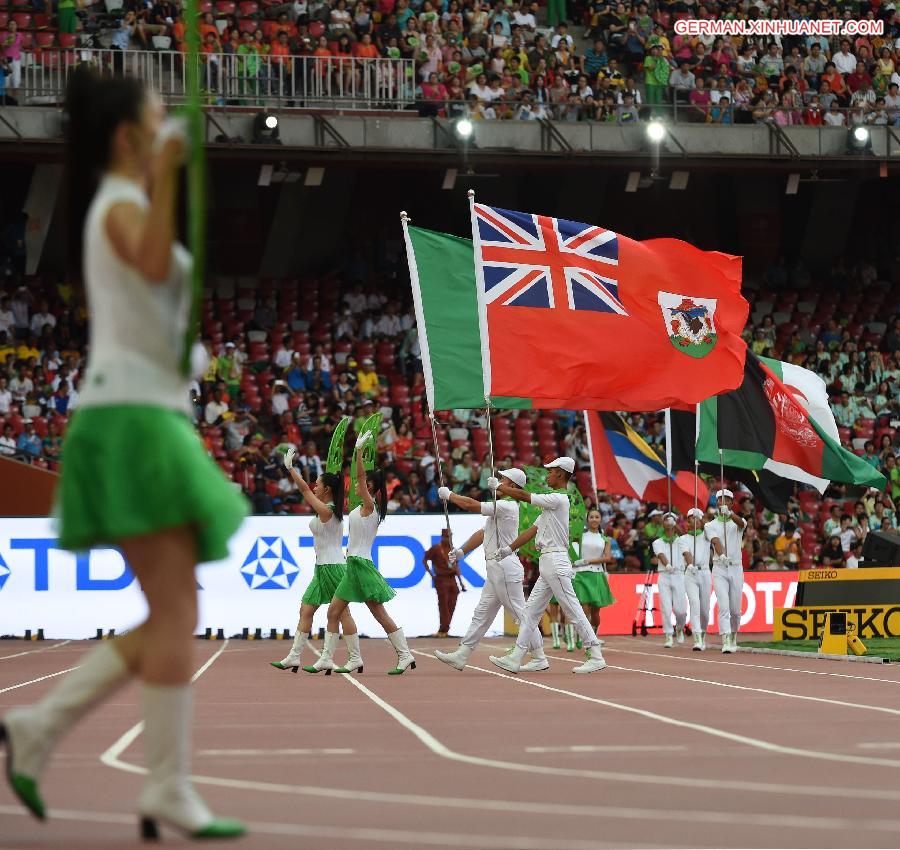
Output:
[11,12,32,28]
[58,32,77,47]
[237,16,257,32]
[34,31,55,46]
[31,417,48,438]
[0,13,8,28]
[215,0,236,14]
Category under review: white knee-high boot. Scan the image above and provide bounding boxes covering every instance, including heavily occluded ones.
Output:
[138,683,244,839]
[1,641,130,820]
[336,633,363,674]
[434,644,472,670]
[271,631,308,672]
[386,629,416,675]
[303,631,338,674]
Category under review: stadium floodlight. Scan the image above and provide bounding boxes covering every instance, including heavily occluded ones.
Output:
[455,118,474,140]
[852,126,869,144]
[252,112,281,144]
[646,119,666,143]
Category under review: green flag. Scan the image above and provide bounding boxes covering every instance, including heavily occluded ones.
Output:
[404,223,530,411]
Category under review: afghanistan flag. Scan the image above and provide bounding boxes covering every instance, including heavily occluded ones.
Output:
[668,408,796,513]
[470,203,750,411]
[585,411,708,515]
[695,353,886,492]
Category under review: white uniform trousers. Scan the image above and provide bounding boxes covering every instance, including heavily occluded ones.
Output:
[460,556,542,652]
[515,552,600,651]
[657,569,687,635]
[684,566,712,634]
[713,562,744,636]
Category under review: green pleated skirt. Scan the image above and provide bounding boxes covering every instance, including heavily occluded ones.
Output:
[301,563,346,606]
[334,555,396,604]
[573,571,616,608]
[55,405,248,563]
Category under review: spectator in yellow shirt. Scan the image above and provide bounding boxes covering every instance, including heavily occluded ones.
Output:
[16,335,40,362]
[356,357,381,397]
[0,331,15,365]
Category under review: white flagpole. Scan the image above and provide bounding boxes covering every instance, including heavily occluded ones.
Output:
[584,410,598,499]
[467,189,493,405]
[664,407,673,514]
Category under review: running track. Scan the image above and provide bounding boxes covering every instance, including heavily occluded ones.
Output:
[2,635,900,849]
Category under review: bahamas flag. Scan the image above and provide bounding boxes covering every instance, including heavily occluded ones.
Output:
[584,411,708,514]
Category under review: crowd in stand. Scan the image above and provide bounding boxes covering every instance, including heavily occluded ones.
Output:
[3,0,900,121]
[0,229,898,569]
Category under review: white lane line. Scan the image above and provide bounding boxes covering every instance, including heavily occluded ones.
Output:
[462,652,900,770]
[536,649,900,720]
[99,640,230,775]
[338,663,900,834]
[0,804,658,849]
[858,743,900,750]
[0,641,73,661]
[198,748,355,757]
[525,745,686,754]
[0,668,80,695]
[599,643,900,684]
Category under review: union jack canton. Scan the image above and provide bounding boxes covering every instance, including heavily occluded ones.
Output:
[473,204,628,315]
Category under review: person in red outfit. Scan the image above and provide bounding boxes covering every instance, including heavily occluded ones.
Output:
[423,528,464,637]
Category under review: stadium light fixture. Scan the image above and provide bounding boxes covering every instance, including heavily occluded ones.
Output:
[852,126,869,144]
[252,112,281,144]
[646,120,666,143]
[455,118,474,140]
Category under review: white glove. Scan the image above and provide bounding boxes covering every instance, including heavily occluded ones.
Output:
[283,446,296,470]
[718,505,732,518]
[487,476,500,492]
[712,554,728,568]
[497,545,513,560]
[437,486,451,502]
[448,548,465,563]
[355,431,371,451]
[572,559,586,567]
[153,114,189,162]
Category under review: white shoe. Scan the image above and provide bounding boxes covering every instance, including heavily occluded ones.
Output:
[335,633,364,674]
[387,629,416,675]
[520,650,550,672]
[434,645,471,671]
[572,647,607,673]
[692,632,703,652]
[138,684,244,839]
[676,628,685,644]
[699,631,707,651]
[664,634,674,648]
[489,645,526,674]
[721,633,735,654]
[303,631,338,674]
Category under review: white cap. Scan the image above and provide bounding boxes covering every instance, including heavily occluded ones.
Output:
[544,457,575,474]
[225,341,235,348]
[687,508,705,519]
[715,489,734,501]
[648,509,663,518]
[499,467,526,488]
[662,511,678,523]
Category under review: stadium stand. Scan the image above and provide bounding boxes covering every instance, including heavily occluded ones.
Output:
[0,225,897,571]
[2,0,899,124]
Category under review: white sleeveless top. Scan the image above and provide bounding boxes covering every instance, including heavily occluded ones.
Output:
[347,505,379,561]
[577,530,608,572]
[79,175,193,414]
[309,511,345,565]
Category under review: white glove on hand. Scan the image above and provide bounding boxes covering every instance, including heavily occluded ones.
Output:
[497,545,513,560]
[448,548,464,564]
[713,554,728,568]
[572,559,586,567]
[487,476,500,492]
[437,486,451,502]
[355,431,371,451]
[283,447,296,470]
[153,115,189,162]
[719,505,732,518]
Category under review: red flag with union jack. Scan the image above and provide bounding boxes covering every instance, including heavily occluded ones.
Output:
[470,202,749,411]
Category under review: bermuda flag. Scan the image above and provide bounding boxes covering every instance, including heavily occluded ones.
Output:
[470,201,749,411]
[584,410,708,514]
[696,353,887,491]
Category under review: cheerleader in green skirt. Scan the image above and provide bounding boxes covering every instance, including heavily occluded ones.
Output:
[271,448,361,674]
[572,509,616,641]
[319,431,416,675]
[1,70,246,839]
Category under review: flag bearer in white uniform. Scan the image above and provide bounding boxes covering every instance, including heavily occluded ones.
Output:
[433,468,548,672]
[651,513,688,648]
[705,489,746,654]
[488,458,606,674]
[680,508,712,651]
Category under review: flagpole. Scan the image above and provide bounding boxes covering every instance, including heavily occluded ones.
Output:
[664,408,673,514]
[693,403,700,567]
[719,447,727,560]
[401,210,455,556]
[583,411,598,501]
[485,395,500,551]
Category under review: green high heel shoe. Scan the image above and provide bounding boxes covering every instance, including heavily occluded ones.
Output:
[0,724,46,821]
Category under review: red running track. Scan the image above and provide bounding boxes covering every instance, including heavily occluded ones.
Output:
[3,635,900,849]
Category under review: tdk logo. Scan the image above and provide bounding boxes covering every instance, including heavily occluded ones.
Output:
[240,537,299,590]
[0,551,9,591]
